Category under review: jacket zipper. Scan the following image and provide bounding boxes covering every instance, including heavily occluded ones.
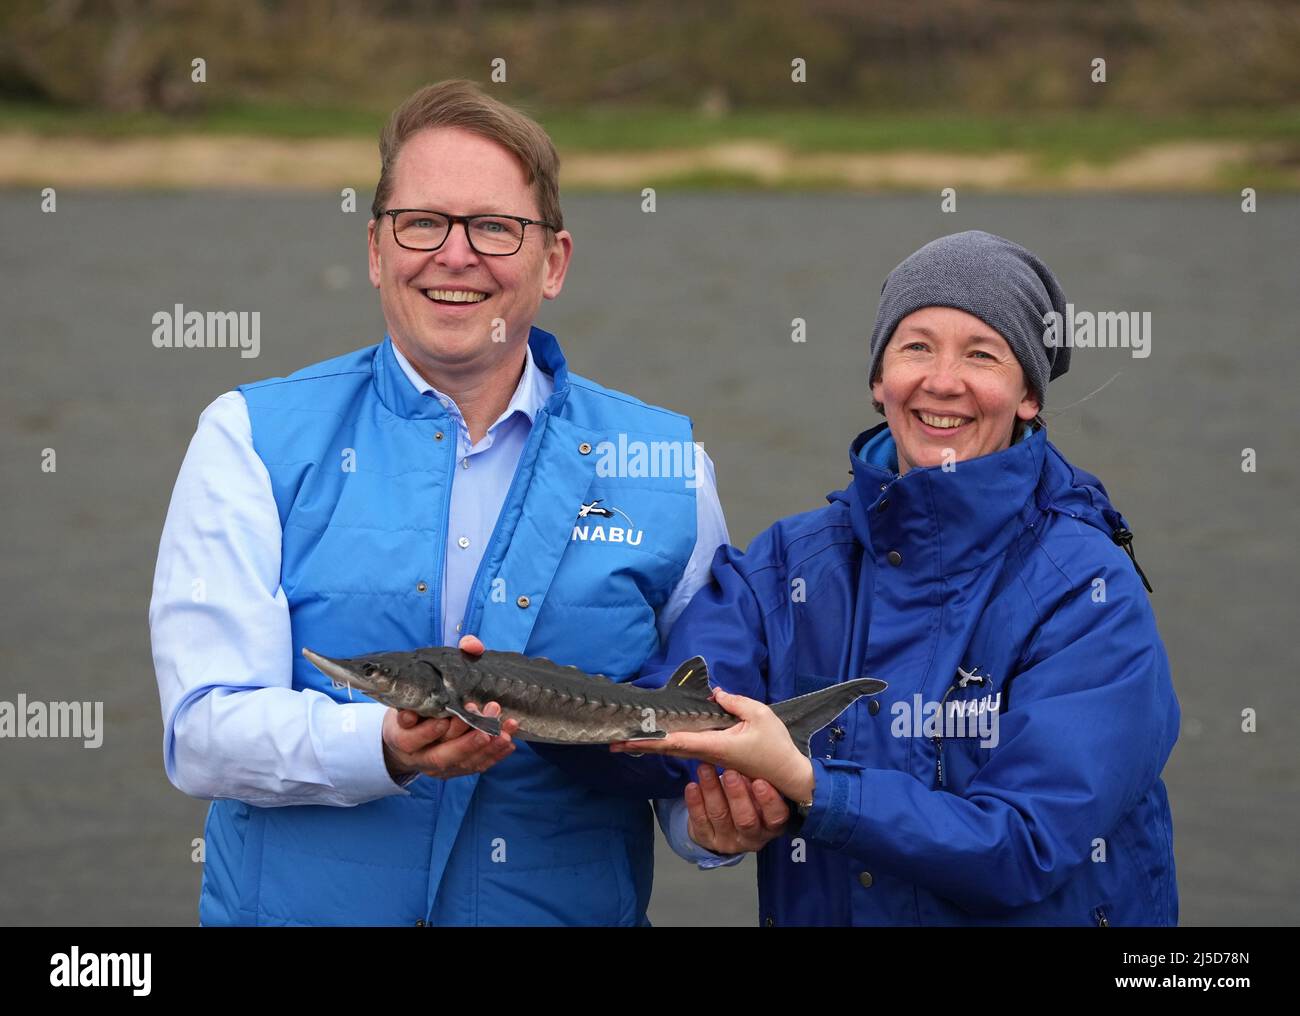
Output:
[431,424,457,641]
[460,408,551,639]
[933,672,984,787]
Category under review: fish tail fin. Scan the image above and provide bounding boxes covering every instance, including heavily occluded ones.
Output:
[771,677,887,756]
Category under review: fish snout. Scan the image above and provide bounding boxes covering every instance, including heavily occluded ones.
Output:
[301,647,388,692]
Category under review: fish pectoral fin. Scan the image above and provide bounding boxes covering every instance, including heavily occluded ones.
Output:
[446,704,502,737]
[622,728,669,741]
[661,656,712,700]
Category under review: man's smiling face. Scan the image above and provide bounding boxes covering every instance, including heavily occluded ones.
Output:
[367,126,572,378]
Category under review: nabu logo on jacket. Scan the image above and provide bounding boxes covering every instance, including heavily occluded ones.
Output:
[572,500,644,546]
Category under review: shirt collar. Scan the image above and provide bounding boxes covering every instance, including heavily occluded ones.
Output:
[389,340,553,433]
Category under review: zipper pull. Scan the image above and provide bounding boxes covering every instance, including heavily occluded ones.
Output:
[1111,527,1154,593]
[934,738,945,787]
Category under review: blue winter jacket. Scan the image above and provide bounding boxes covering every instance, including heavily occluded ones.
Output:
[550,419,1179,926]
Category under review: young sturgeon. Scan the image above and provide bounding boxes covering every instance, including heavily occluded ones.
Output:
[302,646,886,755]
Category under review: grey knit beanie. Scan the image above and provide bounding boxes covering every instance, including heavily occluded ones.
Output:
[866,230,1070,406]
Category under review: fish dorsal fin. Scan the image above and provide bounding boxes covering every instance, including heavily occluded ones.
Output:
[663,656,711,700]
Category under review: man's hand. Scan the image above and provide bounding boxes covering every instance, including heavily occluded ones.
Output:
[686,765,789,855]
[381,637,518,780]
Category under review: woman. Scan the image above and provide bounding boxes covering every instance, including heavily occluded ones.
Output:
[604,230,1180,926]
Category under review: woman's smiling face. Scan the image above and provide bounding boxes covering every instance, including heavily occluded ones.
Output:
[870,306,1040,475]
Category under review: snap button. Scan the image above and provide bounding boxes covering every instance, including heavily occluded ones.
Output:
[868,699,881,716]
[578,442,592,455]
[434,432,444,441]
[879,483,887,491]
[764,916,774,927]
[887,550,902,566]
[877,498,889,512]
[516,595,531,609]
[415,919,426,927]
[858,871,874,889]
[416,581,427,593]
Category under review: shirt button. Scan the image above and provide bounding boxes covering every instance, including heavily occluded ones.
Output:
[461,458,470,469]
[858,872,874,889]
[416,581,427,593]
[868,699,881,716]
[887,550,902,566]
[415,918,426,927]
[457,536,470,549]
[455,622,462,633]
[764,916,775,927]
[516,595,531,609]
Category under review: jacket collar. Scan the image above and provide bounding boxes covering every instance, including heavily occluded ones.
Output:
[842,420,1050,578]
[372,326,572,422]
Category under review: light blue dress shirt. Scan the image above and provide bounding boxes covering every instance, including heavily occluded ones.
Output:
[149,340,738,868]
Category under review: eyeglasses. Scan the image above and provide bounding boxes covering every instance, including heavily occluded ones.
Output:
[380,208,556,256]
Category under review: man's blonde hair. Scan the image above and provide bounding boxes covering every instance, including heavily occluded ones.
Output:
[371,79,563,232]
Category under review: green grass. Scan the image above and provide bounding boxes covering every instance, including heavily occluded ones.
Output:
[2,99,1297,162]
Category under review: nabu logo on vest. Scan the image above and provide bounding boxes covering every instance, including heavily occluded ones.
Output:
[572,500,644,546]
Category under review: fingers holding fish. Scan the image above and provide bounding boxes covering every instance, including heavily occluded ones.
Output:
[396,708,480,748]
[457,634,486,657]
[382,702,519,781]
[383,709,452,764]
[614,702,814,802]
[412,720,517,779]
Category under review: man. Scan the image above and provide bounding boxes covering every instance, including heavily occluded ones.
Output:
[149,80,727,926]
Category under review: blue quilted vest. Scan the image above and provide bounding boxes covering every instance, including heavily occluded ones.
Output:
[198,328,697,925]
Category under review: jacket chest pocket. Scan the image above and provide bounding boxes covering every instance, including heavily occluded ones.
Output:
[932,675,1004,790]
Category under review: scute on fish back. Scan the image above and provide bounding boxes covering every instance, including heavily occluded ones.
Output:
[302,645,886,756]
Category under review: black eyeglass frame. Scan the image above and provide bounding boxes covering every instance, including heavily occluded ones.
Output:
[380,208,558,256]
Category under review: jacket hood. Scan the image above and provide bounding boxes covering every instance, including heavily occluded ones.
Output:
[828,420,1143,583]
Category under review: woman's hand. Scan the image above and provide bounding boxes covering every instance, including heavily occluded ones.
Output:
[685,765,790,855]
[611,688,815,803]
